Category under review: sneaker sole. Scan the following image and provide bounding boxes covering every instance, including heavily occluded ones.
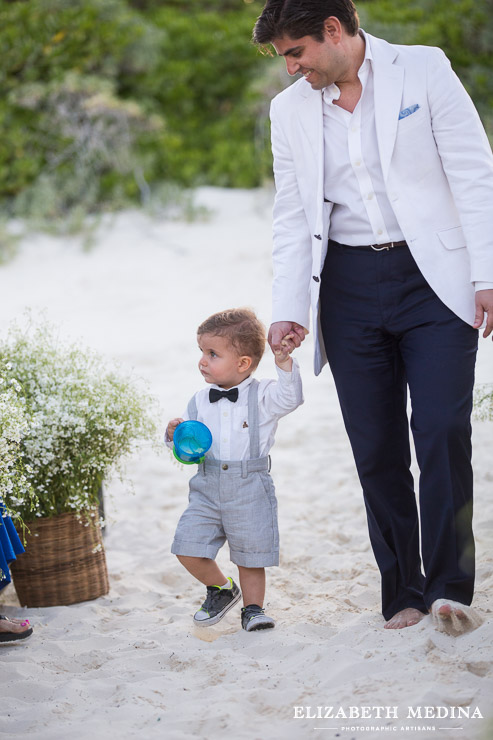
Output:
[244,616,276,632]
[193,591,242,626]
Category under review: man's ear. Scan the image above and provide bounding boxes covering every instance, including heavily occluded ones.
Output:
[238,355,253,374]
[324,16,342,41]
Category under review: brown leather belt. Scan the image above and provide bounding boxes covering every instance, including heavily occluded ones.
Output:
[330,239,408,252]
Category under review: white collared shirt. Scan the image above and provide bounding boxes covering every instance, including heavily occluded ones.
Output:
[168,360,303,461]
[323,31,405,246]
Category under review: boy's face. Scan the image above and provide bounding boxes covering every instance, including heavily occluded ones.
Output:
[197,333,252,389]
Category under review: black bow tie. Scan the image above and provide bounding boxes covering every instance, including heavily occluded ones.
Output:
[209,387,239,403]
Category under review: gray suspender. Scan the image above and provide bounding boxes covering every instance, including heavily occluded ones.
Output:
[247,379,260,460]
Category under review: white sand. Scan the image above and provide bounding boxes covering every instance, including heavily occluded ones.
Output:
[0,188,492,740]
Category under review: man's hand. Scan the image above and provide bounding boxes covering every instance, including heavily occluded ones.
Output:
[473,289,493,339]
[268,321,308,356]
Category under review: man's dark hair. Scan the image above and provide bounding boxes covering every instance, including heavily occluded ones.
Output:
[253,0,359,47]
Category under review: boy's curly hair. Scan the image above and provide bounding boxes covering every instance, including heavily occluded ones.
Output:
[197,308,266,369]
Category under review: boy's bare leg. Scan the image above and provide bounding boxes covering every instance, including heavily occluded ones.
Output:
[238,566,265,606]
[176,555,228,586]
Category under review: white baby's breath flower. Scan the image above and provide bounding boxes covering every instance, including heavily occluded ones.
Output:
[0,319,158,521]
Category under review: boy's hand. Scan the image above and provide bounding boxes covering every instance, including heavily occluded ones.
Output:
[274,333,295,370]
[166,418,184,442]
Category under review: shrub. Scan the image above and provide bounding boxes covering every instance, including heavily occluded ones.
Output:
[0,0,270,223]
[0,0,165,210]
[133,3,269,187]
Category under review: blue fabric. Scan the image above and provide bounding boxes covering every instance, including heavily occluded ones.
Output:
[0,501,25,591]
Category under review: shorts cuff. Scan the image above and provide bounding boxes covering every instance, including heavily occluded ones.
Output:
[229,550,279,568]
[171,539,220,560]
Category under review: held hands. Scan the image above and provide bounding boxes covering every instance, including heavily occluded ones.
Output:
[268,321,309,368]
[474,289,493,339]
[166,417,184,442]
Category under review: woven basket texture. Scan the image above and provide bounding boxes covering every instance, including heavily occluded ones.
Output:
[11,511,109,607]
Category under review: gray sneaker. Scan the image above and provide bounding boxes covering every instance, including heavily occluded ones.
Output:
[193,578,241,625]
[241,604,276,632]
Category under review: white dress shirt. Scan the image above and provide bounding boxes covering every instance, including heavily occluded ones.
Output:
[168,360,303,461]
[324,32,404,247]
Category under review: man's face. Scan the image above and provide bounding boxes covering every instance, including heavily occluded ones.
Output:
[272,31,345,90]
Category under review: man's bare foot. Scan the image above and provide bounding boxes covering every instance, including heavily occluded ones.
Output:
[431,599,483,635]
[384,608,425,630]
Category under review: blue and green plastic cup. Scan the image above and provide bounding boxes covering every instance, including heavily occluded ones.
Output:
[173,420,212,465]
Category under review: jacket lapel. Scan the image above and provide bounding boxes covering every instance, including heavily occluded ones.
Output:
[296,85,325,236]
[369,34,404,182]
[296,84,323,160]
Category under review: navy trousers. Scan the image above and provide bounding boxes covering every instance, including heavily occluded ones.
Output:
[320,240,478,620]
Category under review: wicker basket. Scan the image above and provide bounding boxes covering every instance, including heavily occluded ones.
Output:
[11,511,109,607]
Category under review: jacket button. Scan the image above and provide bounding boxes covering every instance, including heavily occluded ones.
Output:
[222,464,229,471]
[314,234,322,240]
[312,276,320,282]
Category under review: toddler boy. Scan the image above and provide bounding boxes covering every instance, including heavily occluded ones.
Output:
[167,308,303,631]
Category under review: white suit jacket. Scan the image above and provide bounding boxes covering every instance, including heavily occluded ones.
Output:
[270,33,493,375]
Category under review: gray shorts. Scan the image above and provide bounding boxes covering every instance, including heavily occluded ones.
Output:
[171,457,279,568]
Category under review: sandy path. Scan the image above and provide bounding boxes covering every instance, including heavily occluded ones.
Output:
[1,188,492,740]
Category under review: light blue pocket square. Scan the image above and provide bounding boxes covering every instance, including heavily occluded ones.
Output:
[399,104,420,120]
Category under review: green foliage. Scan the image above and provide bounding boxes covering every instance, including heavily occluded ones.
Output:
[9,72,163,231]
[0,0,166,208]
[0,0,268,226]
[132,3,268,187]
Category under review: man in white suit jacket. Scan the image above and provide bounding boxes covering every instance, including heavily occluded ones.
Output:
[253,0,493,633]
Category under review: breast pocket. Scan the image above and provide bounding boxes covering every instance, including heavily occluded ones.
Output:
[233,406,250,434]
[397,107,426,135]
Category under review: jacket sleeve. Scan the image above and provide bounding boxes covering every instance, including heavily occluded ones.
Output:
[427,47,493,283]
[270,95,313,329]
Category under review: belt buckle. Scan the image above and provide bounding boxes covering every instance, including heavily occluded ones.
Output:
[371,242,393,251]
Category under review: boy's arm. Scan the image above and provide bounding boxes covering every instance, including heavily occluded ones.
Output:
[261,354,304,418]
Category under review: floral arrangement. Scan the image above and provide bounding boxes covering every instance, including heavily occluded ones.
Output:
[0,361,36,524]
[0,320,157,522]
